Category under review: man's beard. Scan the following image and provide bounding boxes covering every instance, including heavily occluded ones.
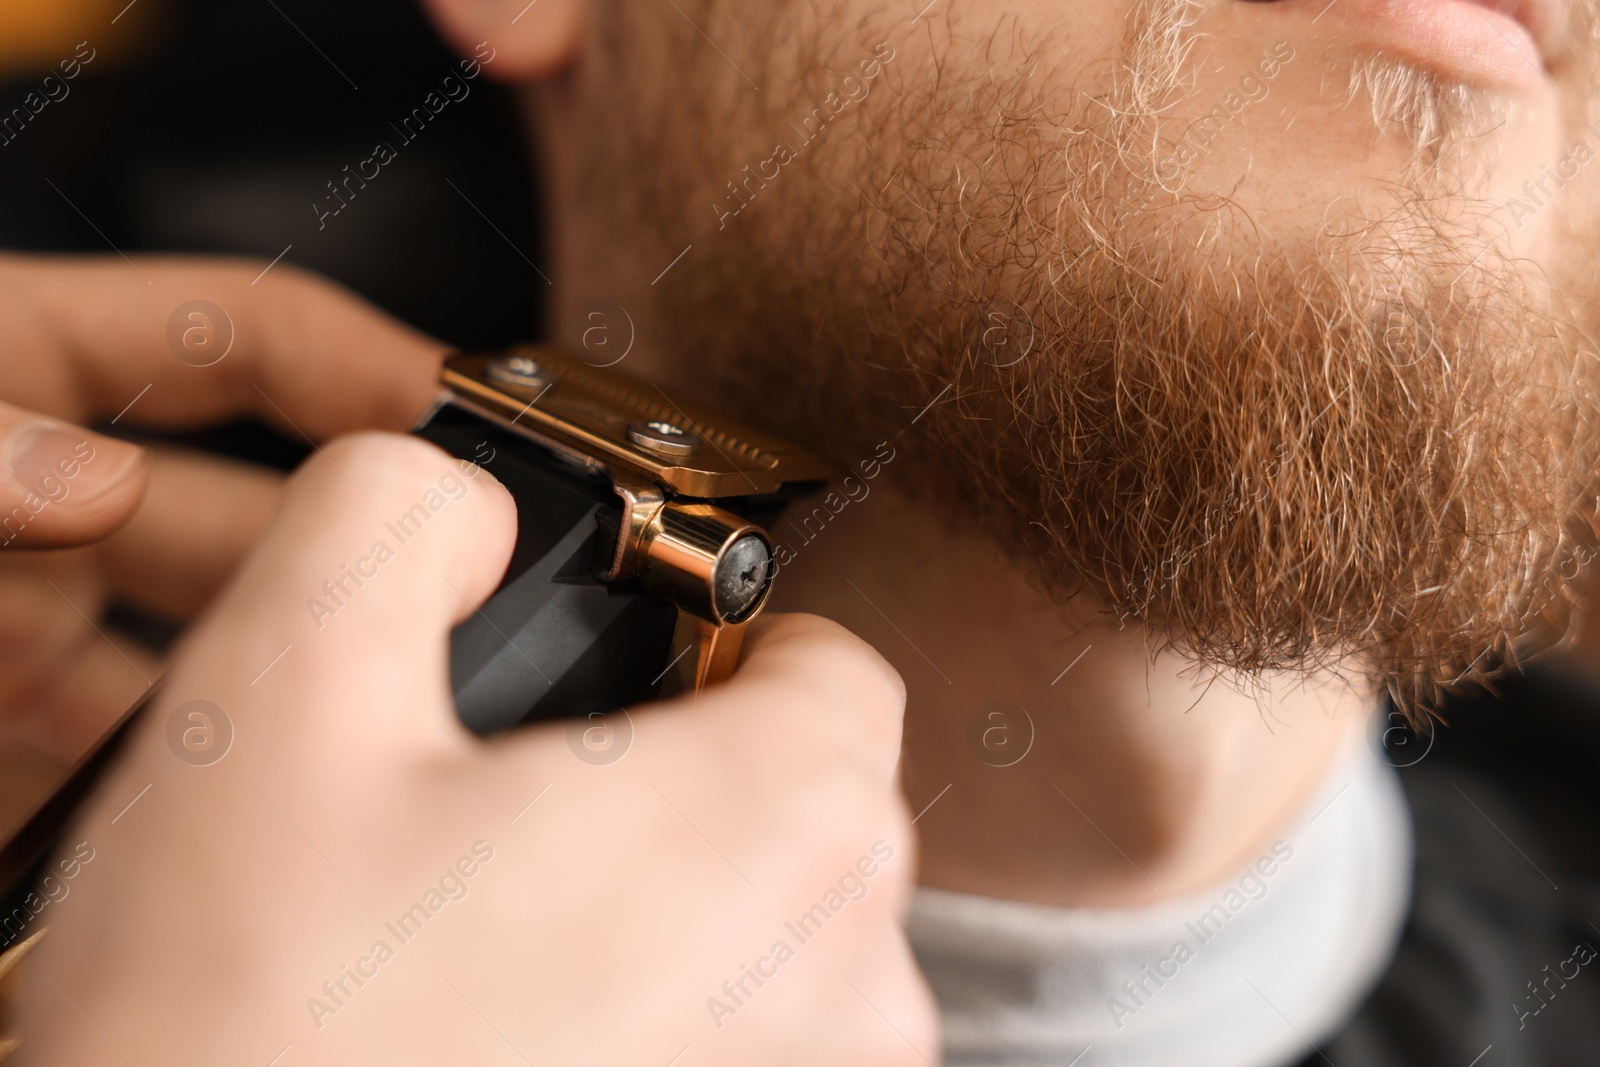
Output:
[580,0,1600,711]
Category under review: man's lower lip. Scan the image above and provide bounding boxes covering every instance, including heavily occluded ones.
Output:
[1271,0,1545,88]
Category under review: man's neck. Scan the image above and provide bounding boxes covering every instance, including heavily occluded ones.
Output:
[763,486,1370,909]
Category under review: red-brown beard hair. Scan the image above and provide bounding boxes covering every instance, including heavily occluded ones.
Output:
[579,0,1600,713]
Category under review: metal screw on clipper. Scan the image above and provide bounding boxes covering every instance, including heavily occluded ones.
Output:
[486,354,549,390]
[628,420,701,457]
[713,535,772,621]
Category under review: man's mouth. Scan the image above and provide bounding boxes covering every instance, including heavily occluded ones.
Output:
[1258,0,1564,89]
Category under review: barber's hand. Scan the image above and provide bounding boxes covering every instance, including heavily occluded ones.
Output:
[0,254,443,768]
[15,433,939,1066]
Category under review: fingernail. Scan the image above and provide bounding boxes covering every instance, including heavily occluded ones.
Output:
[456,455,502,488]
[8,424,144,505]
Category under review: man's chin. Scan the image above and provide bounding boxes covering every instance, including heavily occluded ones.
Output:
[1002,243,1599,711]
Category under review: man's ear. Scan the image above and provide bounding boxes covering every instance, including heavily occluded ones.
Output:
[420,0,585,81]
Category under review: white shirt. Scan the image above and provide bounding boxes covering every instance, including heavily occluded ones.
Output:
[908,727,1412,1067]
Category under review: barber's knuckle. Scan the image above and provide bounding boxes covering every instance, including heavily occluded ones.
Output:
[847,981,937,1066]
[859,1027,927,1067]
[825,639,906,721]
[814,783,886,844]
[770,725,891,807]
[764,771,844,839]
[843,649,907,714]
[756,769,882,866]
[808,705,904,788]
[826,799,901,877]
[901,1017,941,1065]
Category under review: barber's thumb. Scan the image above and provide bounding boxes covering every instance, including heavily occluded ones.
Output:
[175,433,515,723]
[700,613,908,784]
[0,401,148,548]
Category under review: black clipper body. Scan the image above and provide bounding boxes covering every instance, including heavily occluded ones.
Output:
[414,348,832,734]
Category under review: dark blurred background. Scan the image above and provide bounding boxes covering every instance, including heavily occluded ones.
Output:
[0,0,543,350]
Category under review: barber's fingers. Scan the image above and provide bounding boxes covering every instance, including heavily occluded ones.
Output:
[166,432,515,745]
[0,401,147,549]
[4,632,158,764]
[2,254,445,438]
[693,612,908,785]
[97,447,285,620]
